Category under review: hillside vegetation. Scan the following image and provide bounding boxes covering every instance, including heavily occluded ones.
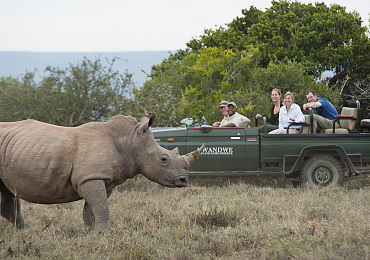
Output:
[1,177,369,259]
[1,1,369,126]
[129,1,370,126]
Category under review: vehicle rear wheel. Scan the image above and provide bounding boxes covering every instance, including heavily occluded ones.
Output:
[300,154,344,188]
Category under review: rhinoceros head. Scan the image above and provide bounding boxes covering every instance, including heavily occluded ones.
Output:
[132,113,205,187]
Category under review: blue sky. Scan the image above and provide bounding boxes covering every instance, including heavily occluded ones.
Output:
[0,0,368,52]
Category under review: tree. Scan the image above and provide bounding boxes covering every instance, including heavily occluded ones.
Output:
[339,74,370,119]
[121,52,189,126]
[124,47,261,126]
[186,1,369,85]
[0,75,42,121]
[0,57,133,126]
[126,47,331,126]
[124,1,369,126]
[175,47,260,123]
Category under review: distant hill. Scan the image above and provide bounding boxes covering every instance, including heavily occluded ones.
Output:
[0,51,172,87]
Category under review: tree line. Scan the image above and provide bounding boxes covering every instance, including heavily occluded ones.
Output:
[0,58,133,126]
[1,1,369,126]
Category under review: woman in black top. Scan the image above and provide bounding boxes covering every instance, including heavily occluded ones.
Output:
[256,88,282,133]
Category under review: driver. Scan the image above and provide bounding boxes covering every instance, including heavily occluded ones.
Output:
[218,102,251,127]
[212,101,229,127]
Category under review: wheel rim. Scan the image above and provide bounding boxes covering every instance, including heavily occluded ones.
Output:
[312,166,333,185]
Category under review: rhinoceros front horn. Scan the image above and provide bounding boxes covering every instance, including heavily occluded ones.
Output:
[184,143,205,166]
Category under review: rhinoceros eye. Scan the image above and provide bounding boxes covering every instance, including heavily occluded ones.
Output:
[161,154,169,165]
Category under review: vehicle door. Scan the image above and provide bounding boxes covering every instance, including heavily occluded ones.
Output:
[185,127,246,171]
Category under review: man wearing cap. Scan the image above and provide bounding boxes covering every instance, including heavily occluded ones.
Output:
[212,101,229,127]
[219,102,251,127]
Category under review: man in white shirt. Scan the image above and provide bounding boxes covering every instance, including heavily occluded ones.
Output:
[219,102,251,127]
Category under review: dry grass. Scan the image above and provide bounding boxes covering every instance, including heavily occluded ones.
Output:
[1,176,370,259]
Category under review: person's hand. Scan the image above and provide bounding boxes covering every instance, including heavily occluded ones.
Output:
[303,104,308,111]
[255,114,262,119]
[289,117,295,122]
[213,122,221,127]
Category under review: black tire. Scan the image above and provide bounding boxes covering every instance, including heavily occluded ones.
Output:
[300,154,344,188]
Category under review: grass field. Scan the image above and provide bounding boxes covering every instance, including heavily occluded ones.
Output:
[1,176,369,259]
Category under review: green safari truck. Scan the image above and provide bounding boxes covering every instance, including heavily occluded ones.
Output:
[151,107,370,188]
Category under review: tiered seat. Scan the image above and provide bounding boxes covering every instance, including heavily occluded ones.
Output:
[324,101,360,134]
[361,109,370,132]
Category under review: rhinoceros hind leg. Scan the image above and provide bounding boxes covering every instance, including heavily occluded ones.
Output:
[82,202,95,229]
[0,180,27,228]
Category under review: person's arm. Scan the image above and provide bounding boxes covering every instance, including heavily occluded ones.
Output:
[295,106,306,123]
[289,104,305,123]
[265,104,273,124]
[225,114,246,127]
[303,101,322,110]
[222,122,236,127]
[278,108,284,129]
[240,117,251,128]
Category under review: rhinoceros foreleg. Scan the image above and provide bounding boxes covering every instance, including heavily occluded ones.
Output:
[0,179,26,228]
[82,189,113,229]
[82,202,94,228]
[79,180,111,231]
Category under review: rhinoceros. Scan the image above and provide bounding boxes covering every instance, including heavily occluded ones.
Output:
[0,113,204,231]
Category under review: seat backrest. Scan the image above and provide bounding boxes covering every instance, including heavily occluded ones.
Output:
[340,107,357,130]
[301,115,311,134]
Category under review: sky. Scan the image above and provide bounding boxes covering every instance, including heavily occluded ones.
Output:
[0,0,369,53]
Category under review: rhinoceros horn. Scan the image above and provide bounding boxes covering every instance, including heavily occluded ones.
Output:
[184,143,205,166]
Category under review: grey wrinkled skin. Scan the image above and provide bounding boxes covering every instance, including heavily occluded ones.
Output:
[0,114,204,231]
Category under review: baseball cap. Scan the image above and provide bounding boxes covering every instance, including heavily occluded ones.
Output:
[228,102,237,109]
[219,101,228,108]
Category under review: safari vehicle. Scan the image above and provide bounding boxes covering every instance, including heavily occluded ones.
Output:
[151,102,370,188]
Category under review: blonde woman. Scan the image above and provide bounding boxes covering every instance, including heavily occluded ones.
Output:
[269,91,305,134]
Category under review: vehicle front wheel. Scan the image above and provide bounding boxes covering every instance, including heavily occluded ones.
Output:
[300,154,344,188]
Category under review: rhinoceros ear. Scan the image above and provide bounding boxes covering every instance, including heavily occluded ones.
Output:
[148,112,156,127]
[137,113,156,136]
[171,147,180,156]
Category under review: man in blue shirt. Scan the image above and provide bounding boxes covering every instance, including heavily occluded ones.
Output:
[303,90,339,133]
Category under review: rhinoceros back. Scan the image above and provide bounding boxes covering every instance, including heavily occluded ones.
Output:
[0,119,78,203]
